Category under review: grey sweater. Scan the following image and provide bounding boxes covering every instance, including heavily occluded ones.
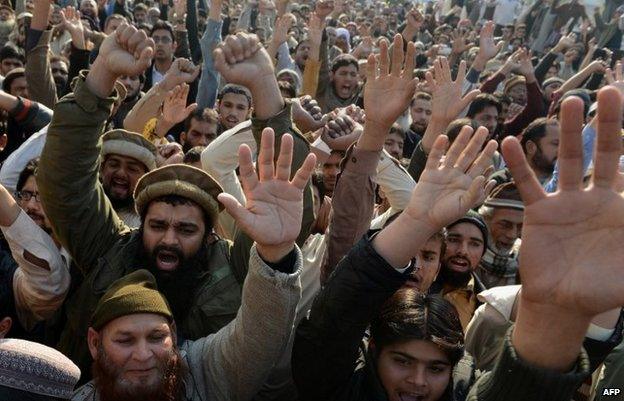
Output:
[72,245,303,401]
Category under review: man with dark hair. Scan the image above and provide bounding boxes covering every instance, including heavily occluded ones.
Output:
[384,123,405,160]
[111,74,145,129]
[133,2,148,24]
[405,91,432,157]
[2,67,27,98]
[0,45,24,76]
[520,117,560,182]
[322,149,344,197]
[50,55,69,96]
[216,83,252,131]
[183,145,204,168]
[180,107,219,152]
[144,21,177,91]
[466,93,502,136]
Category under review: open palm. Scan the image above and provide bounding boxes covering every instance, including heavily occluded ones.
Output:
[503,88,624,317]
[426,57,479,123]
[406,126,497,229]
[218,129,317,247]
[364,34,417,128]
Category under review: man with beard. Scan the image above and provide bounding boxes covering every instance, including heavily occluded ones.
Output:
[433,210,488,330]
[0,160,71,340]
[404,92,431,158]
[520,117,560,183]
[38,24,314,383]
[476,182,524,289]
[100,130,158,227]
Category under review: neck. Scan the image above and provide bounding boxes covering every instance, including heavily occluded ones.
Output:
[154,58,173,74]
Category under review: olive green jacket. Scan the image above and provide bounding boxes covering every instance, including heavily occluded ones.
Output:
[37,73,312,379]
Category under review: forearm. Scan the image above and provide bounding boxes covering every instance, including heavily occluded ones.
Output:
[357,120,388,152]
[31,0,50,31]
[248,74,284,120]
[186,0,201,63]
[0,184,20,226]
[323,146,379,283]
[174,27,191,59]
[124,81,169,132]
[534,52,559,85]
[9,98,53,134]
[558,64,597,94]
[4,211,70,329]
[196,18,223,109]
[302,58,320,97]
[25,29,58,109]
[421,117,450,153]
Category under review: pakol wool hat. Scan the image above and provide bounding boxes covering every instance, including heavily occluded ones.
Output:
[484,181,524,211]
[90,269,172,331]
[134,164,223,224]
[0,338,80,399]
[102,129,158,171]
[503,75,526,95]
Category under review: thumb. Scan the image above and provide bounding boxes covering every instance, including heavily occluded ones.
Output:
[137,46,154,73]
[184,103,198,117]
[217,193,252,227]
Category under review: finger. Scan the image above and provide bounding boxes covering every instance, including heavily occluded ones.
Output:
[213,47,227,73]
[291,153,318,190]
[605,68,615,84]
[224,35,243,63]
[137,43,154,72]
[442,125,473,169]
[235,31,251,59]
[593,86,624,188]
[424,135,449,171]
[425,70,435,88]
[455,126,489,171]
[237,143,259,193]
[258,128,276,181]
[366,52,377,81]
[459,88,481,110]
[461,175,487,210]
[184,103,198,117]
[127,28,146,55]
[440,57,451,82]
[468,139,497,179]
[557,97,585,191]
[118,23,135,47]
[403,41,416,79]
[501,137,546,206]
[390,34,404,77]
[275,134,294,181]
[455,59,467,83]
[617,61,623,82]
[180,83,190,100]
[217,193,254,229]
[379,38,390,76]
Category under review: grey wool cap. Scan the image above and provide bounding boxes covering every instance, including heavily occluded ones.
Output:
[0,338,80,399]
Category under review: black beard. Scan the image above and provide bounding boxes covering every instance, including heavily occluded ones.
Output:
[93,342,185,401]
[104,185,135,211]
[138,240,208,325]
[532,147,556,176]
[439,262,472,289]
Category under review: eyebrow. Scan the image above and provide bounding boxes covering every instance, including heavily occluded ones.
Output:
[389,351,450,365]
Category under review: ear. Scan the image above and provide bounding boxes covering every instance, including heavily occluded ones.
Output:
[0,317,12,338]
[180,131,187,145]
[525,140,537,157]
[87,327,101,360]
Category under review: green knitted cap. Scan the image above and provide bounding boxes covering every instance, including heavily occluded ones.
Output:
[90,270,173,331]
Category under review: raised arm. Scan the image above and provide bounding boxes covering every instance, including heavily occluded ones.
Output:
[295,109,497,401]
[37,24,153,271]
[302,13,323,96]
[190,129,316,401]
[26,0,58,108]
[468,86,624,400]
[196,0,223,109]
[323,34,417,283]
[0,184,70,331]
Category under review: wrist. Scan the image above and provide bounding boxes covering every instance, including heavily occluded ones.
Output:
[256,242,295,264]
[512,297,591,372]
[524,72,536,83]
[85,59,118,98]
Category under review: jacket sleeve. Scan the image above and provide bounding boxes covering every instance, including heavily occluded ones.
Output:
[186,245,302,401]
[66,46,91,95]
[200,121,254,240]
[466,329,590,401]
[8,97,53,134]
[24,29,57,109]
[174,28,191,59]
[2,210,70,331]
[322,146,379,284]
[0,126,47,193]
[315,33,331,99]
[230,102,313,283]
[534,52,559,85]
[186,0,201,64]
[196,18,223,109]
[37,72,127,273]
[480,71,506,94]
[294,235,410,401]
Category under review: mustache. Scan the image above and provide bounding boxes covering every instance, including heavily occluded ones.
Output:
[153,245,184,260]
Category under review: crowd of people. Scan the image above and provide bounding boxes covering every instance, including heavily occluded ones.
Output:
[0,0,623,400]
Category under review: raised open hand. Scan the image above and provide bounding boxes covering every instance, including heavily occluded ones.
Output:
[97,23,154,77]
[217,129,317,262]
[314,0,334,19]
[476,21,503,63]
[426,57,480,124]
[161,58,200,91]
[554,32,576,53]
[505,87,624,370]
[214,32,274,89]
[451,29,470,55]
[364,34,417,129]
[307,13,324,45]
[514,48,535,78]
[60,6,86,50]
[272,15,292,45]
[162,83,198,125]
[405,125,497,230]
[504,87,624,319]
